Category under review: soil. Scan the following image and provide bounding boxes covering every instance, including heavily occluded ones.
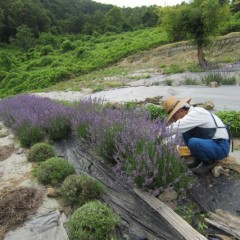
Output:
[0,146,16,161]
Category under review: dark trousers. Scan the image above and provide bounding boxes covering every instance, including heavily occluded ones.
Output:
[183,134,230,163]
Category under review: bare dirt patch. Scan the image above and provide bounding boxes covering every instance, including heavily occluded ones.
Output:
[233,138,240,150]
[0,145,16,161]
[0,187,44,239]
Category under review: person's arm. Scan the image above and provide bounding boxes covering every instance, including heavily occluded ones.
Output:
[167,108,206,134]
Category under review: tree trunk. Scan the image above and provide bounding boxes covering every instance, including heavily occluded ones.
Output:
[197,45,208,68]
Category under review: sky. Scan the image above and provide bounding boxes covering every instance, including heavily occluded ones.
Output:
[94,0,189,8]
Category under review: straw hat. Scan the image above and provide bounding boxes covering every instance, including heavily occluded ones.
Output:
[163,96,191,123]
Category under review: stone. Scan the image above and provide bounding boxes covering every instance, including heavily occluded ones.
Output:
[203,100,215,110]
[209,81,219,88]
[62,205,73,216]
[47,187,60,198]
[158,189,178,202]
[212,165,225,177]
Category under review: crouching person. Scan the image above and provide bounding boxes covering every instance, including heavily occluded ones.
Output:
[162,96,230,174]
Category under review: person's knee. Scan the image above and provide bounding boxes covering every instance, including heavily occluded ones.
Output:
[188,138,199,149]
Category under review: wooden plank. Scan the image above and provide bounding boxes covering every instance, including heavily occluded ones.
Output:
[205,210,240,240]
[134,188,207,240]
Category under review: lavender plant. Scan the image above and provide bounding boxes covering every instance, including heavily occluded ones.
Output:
[0,94,76,146]
[113,110,182,193]
[72,97,103,141]
[0,95,185,193]
[88,107,125,164]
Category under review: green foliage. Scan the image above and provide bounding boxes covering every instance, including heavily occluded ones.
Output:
[9,25,35,50]
[76,123,90,140]
[164,79,173,86]
[76,47,88,58]
[161,0,231,66]
[216,110,240,137]
[39,45,54,56]
[27,142,56,162]
[145,104,167,120]
[122,101,139,109]
[0,53,15,70]
[68,201,120,240]
[0,28,168,97]
[98,125,123,164]
[124,139,182,189]
[186,63,204,72]
[61,40,75,52]
[163,64,185,74]
[47,115,72,141]
[175,203,208,235]
[201,73,236,85]
[34,157,75,185]
[60,174,105,206]
[182,78,198,85]
[16,122,45,147]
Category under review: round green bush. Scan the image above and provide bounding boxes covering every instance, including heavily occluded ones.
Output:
[35,157,75,185]
[60,174,105,206]
[27,142,56,162]
[68,201,120,240]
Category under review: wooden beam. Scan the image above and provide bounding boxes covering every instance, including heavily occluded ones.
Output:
[134,188,207,240]
[205,210,240,239]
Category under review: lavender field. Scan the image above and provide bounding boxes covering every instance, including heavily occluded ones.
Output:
[0,94,189,193]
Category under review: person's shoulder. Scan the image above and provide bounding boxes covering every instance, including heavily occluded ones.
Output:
[190,106,209,115]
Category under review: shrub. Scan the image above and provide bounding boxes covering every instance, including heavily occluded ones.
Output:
[27,142,56,162]
[39,45,54,56]
[16,122,45,147]
[76,123,90,140]
[47,115,72,141]
[113,115,182,194]
[201,73,236,86]
[164,79,172,86]
[216,110,240,137]
[61,40,75,52]
[163,64,185,74]
[98,124,123,164]
[60,174,105,206]
[34,157,75,185]
[182,78,198,85]
[68,201,120,240]
[145,104,167,120]
[76,47,88,58]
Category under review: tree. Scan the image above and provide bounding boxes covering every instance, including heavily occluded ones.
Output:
[10,24,35,50]
[0,9,4,41]
[106,7,125,32]
[161,0,231,68]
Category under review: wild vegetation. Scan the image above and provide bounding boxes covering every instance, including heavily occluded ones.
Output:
[0,0,240,98]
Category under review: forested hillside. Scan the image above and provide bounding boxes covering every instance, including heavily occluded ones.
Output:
[0,0,240,98]
[0,0,159,42]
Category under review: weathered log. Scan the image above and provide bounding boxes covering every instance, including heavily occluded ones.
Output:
[135,189,207,240]
[56,137,207,240]
[205,209,240,239]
